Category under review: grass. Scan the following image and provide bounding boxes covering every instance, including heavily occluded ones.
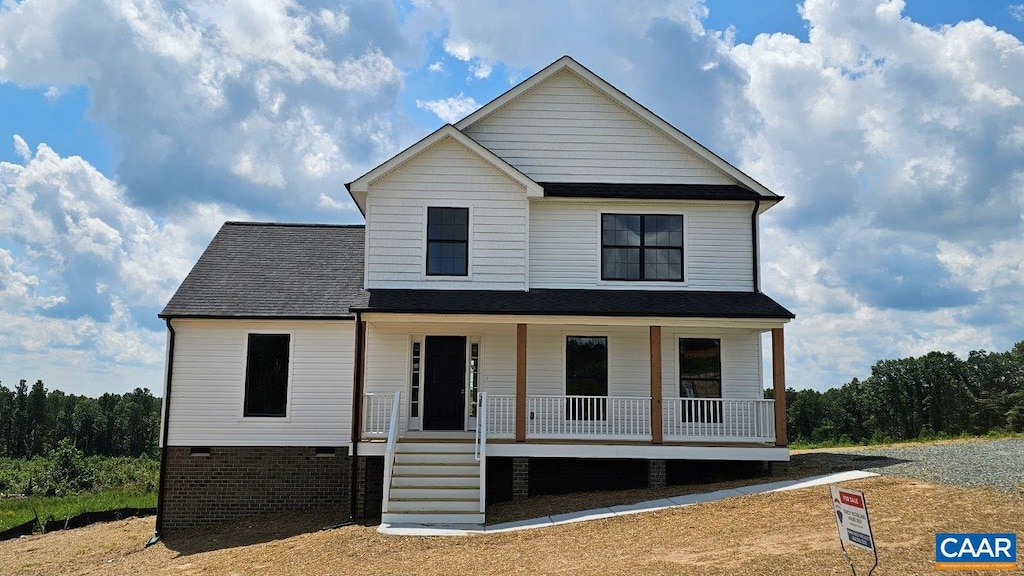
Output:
[0,489,156,532]
[788,430,1024,450]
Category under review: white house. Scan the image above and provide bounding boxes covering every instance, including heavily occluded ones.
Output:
[155,56,794,533]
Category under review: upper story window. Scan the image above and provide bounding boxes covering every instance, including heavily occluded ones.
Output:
[601,214,683,281]
[426,207,469,276]
[244,333,290,417]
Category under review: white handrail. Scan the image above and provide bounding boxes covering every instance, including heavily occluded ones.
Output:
[475,392,488,513]
[381,390,401,513]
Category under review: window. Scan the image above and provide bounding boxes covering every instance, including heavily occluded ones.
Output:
[468,342,480,418]
[565,336,608,420]
[679,338,722,423]
[244,334,290,417]
[601,214,683,281]
[410,341,421,418]
[426,207,469,276]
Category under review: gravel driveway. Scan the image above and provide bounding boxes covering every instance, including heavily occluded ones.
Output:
[794,438,1024,493]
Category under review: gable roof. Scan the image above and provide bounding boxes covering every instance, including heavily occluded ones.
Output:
[160,222,368,319]
[455,56,780,201]
[345,124,542,214]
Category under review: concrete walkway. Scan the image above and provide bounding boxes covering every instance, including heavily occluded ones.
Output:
[378,469,878,536]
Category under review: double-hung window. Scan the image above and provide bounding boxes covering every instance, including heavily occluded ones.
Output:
[565,336,608,420]
[601,214,683,281]
[244,333,290,417]
[679,338,722,423]
[426,207,469,276]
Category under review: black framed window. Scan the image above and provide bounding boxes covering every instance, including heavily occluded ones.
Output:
[244,334,290,417]
[679,338,722,423]
[427,207,469,276]
[565,336,608,420]
[601,214,683,281]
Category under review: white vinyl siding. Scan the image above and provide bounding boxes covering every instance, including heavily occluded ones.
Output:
[365,138,528,290]
[529,200,753,290]
[463,70,733,184]
[662,328,763,401]
[166,319,355,447]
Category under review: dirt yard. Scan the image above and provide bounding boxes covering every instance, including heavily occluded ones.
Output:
[2,475,1021,575]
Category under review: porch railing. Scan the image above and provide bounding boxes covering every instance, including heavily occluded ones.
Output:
[526,395,653,441]
[663,398,776,443]
[362,392,396,438]
[380,391,401,513]
[474,392,488,513]
[484,394,517,439]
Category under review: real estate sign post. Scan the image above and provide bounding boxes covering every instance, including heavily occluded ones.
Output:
[830,485,879,576]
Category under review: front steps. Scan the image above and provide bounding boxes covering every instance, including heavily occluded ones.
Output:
[381,441,484,525]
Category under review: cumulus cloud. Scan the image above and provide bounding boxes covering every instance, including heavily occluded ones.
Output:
[0,0,407,217]
[415,93,481,123]
[0,138,247,392]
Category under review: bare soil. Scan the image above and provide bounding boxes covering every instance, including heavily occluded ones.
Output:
[2,475,1020,575]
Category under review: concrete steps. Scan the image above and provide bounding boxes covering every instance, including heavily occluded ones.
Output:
[383,441,483,526]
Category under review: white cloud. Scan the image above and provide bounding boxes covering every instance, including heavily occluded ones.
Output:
[0,0,406,216]
[1009,4,1024,23]
[428,60,445,72]
[415,93,481,123]
[0,138,248,394]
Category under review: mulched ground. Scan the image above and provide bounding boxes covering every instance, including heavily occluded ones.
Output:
[2,475,1021,575]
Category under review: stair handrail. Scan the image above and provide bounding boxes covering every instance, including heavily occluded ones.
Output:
[475,392,487,512]
[381,390,401,514]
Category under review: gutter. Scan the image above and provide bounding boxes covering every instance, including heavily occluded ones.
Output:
[147,318,175,547]
[751,199,761,293]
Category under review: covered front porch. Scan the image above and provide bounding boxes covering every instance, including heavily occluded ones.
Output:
[355,313,790,453]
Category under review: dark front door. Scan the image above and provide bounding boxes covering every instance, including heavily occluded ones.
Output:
[423,336,466,430]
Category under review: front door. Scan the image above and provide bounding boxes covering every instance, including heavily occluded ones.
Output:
[423,336,466,430]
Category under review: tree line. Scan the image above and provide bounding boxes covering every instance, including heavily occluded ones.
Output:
[0,381,161,458]
[779,341,1024,445]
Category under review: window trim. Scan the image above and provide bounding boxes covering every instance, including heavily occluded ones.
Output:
[240,330,294,421]
[600,212,684,282]
[596,210,687,286]
[677,336,723,399]
[423,206,471,278]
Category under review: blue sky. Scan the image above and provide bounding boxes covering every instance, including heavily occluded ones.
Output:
[1,0,1023,396]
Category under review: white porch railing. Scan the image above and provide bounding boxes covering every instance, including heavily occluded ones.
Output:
[362,392,397,438]
[380,391,401,513]
[484,394,517,439]
[474,392,488,513]
[526,395,652,441]
[663,398,776,443]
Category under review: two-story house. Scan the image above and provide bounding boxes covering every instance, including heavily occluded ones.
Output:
[154,56,794,534]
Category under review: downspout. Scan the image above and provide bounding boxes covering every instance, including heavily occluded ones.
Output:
[147,318,175,547]
[347,313,366,522]
[751,199,761,293]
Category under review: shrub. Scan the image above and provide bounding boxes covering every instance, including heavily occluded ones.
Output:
[44,439,94,496]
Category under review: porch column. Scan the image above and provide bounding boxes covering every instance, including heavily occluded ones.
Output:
[649,326,663,445]
[771,327,788,447]
[516,323,527,443]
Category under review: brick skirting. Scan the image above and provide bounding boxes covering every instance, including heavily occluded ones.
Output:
[162,446,353,532]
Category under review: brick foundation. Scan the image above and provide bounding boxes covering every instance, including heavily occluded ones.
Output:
[354,455,385,519]
[512,457,530,500]
[648,459,666,488]
[161,446,351,533]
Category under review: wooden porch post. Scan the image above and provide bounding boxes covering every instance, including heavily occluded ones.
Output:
[650,326,663,444]
[516,324,527,443]
[771,327,788,447]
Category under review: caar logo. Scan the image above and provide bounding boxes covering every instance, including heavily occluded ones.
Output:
[935,533,1017,571]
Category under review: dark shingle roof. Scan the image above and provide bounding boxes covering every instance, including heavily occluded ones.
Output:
[361,289,794,319]
[540,183,780,201]
[160,222,368,319]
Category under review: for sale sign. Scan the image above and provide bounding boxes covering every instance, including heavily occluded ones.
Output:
[830,485,875,553]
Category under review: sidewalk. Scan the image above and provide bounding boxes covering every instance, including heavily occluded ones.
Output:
[378,469,879,536]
